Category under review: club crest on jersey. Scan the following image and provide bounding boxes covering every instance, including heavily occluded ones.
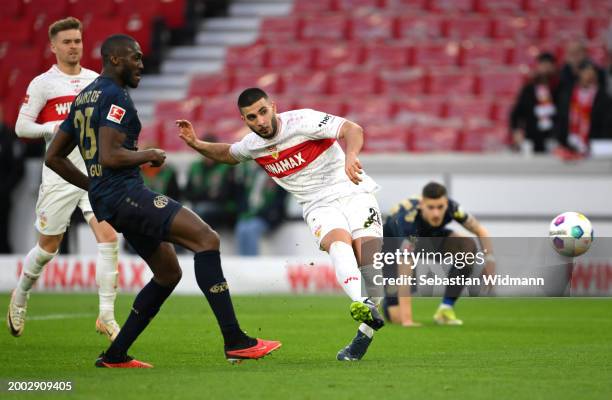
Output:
[153,195,169,208]
[107,104,126,124]
[267,145,279,159]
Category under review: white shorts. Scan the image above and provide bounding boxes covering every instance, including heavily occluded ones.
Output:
[305,193,383,247]
[35,183,93,235]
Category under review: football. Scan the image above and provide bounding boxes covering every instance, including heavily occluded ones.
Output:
[549,212,594,257]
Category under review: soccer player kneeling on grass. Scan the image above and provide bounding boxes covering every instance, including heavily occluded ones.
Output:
[45,35,280,368]
[382,182,496,326]
[176,88,385,361]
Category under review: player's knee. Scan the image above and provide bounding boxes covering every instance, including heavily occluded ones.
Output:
[196,226,220,250]
[156,265,182,287]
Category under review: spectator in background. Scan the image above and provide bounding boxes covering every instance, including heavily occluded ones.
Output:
[560,40,606,92]
[184,133,238,229]
[0,106,25,253]
[510,52,559,153]
[235,163,287,256]
[557,60,612,156]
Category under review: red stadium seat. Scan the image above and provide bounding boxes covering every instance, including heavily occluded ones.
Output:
[575,0,612,13]
[362,125,410,153]
[385,0,427,11]
[114,0,161,16]
[426,68,475,96]
[69,0,116,22]
[475,0,524,13]
[409,123,461,152]
[3,0,23,18]
[159,120,192,151]
[259,17,300,43]
[445,17,493,40]
[312,44,362,70]
[492,96,515,122]
[511,40,560,66]
[345,98,393,124]
[411,42,461,67]
[476,69,525,97]
[492,16,542,40]
[83,17,128,69]
[188,73,232,97]
[158,0,187,29]
[524,0,571,13]
[226,44,267,69]
[292,0,336,13]
[200,96,239,125]
[459,124,508,152]
[349,14,394,42]
[328,70,380,95]
[461,41,511,67]
[282,71,329,96]
[379,69,426,95]
[137,121,162,147]
[446,97,495,121]
[154,98,202,122]
[393,97,446,124]
[0,17,35,45]
[587,17,611,41]
[395,15,444,40]
[293,96,347,117]
[124,13,157,56]
[2,45,45,75]
[23,0,69,20]
[300,15,348,42]
[540,16,588,40]
[231,70,282,95]
[587,41,608,67]
[265,46,314,70]
[426,0,476,13]
[336,0,385,10]
[362,44,409,69]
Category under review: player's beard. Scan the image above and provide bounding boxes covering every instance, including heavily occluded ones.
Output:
[260,116,278,138]
[122,66,139,88]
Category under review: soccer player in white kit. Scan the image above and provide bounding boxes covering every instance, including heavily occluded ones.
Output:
[176,88,385,361]
[7,17,121,341]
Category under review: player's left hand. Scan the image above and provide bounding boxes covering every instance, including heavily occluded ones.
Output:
[345,153,363,184]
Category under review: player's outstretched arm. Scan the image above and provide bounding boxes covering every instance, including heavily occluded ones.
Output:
[45,130,90,191]
[338,120,364,184]
[176,120,239,165]
[99,126,165,168]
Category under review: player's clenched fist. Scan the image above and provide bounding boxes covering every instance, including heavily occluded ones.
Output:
[148,148,166,167]
[176,119,197,147]
[345,153,363,185]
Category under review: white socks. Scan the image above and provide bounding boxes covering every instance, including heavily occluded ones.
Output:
[96,242,119,321]
[329,241,366,303]
[15,244,57,306]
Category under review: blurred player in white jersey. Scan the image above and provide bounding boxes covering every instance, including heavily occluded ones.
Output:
[176,88,385,361]
[7,17,120,341]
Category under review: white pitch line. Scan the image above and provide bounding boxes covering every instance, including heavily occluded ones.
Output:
[27,313,95,321]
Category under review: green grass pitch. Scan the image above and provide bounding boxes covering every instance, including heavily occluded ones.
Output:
[1,294,611,400]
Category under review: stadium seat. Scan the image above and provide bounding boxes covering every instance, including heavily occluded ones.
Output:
[459,124,508,152]
[158,0,187,29]
[393,97,446,124]
[292,0,336,13]
[395,15,444,40]
[159,120,192,151]
[83,17,128,68]
[281,71,329,96]
[379,69,426,95]
[362,125,410,153]
[587,17,612,41]
[385,0,427,11]
[492,16,542,40]
[23,0,69,20]
[426,0,476,13]
[299,15,348,42]
[345,98,394,124]
[188,73,232,97]
[336,0,385,11]
[475,0,524,13]
[4,0,23,18]
[362,44,410,69]
[154,98,202,122]
[69,0,116,22]
[259,17,300,43]
[409,123,461,152]
[137,121,162,147]
[265,45,314,70]
[445,17,493,40]
[231,70,282,95]
[293,96,347,117]
[226,44,267,69]
[426,68,475,96]
[540,16,588,40]
[510,40,560,66]
[446,97,495,121]
[199,96,240,126]
[348,14,394,42]
[411,42,461,67]
[1,46,45,75]
[587,41,608,67]
[524,0,572,13]
[328,70,380,95]
[312,44,363,70]
[492,96,515,122]
[476,69,525,97]
[461,41,511,67]
[0,17,35,45]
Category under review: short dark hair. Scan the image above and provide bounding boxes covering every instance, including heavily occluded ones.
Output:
[422,182,447,199]
[237,88,268,109]
[48,16,82,40]
[536,52,556,64]
[101,34,137,66]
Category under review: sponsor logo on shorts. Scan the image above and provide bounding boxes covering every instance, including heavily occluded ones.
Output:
[363,208,381,229]
[153,195,169,208]
[209,282,229,293]
[107,104,126,124]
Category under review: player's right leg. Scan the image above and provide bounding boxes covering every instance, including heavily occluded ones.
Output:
[8,233,62,337]
[167,206,281,362]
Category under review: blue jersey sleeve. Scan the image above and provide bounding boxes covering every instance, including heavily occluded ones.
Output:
[98,88,135,134]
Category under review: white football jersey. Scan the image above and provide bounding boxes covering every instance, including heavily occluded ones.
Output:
[18,65,98,186]
[230,109,379,217]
